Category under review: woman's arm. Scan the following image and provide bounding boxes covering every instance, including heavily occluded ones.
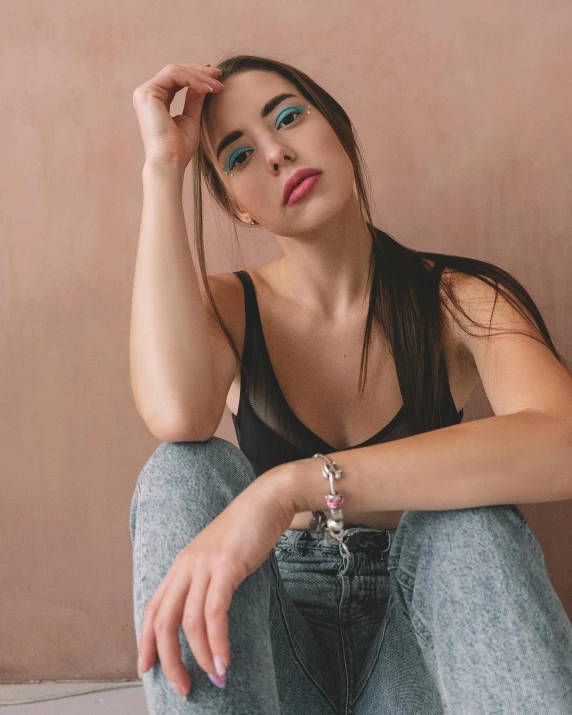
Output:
[272,274,572,515]
[279,410,572,516]
[129,160,217,441]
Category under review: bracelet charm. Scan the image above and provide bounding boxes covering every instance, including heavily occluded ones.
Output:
[309,454,349,556]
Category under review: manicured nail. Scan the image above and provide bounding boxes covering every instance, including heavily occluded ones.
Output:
[208,672,226,688]
[214,655,226,678]
[171,681,188,700]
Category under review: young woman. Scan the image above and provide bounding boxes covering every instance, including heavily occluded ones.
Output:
[129,55,572,713]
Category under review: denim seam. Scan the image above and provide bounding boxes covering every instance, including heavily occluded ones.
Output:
[129,477,142,544]
[394,565,416,589]
[507,505,541,553]
[135,458,154,646]
[132,478,144,650]
[401,606,449,715]
[338,567,352,715]
[353,593,393,703]
[288,546,389,560]
[408,607,434,650]
[393,568,436,654]
[269,555,339,714]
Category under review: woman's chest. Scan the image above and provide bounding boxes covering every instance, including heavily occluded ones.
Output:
[228,315,408,451]
[225,267,477,451]
[224,265,478,531]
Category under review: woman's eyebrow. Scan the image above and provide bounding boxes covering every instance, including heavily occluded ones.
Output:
[215,92,298,161]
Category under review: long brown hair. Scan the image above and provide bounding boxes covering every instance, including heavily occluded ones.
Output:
[191,53,570,436]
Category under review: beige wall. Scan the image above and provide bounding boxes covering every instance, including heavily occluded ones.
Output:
[3,0,571,683]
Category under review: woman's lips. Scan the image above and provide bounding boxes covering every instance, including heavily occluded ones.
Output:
[285,173,322,206]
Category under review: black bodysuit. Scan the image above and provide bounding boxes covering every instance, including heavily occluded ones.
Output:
[231,268,463,478]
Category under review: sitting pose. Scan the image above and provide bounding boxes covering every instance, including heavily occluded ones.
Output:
[129,54,572,714]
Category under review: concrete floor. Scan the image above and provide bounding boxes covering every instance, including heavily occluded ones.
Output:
[0,682,146,714]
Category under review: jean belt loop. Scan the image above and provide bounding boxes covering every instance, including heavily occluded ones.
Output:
[287,529,305,555]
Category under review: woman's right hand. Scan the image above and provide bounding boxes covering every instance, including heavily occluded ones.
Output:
[132,63,225,169]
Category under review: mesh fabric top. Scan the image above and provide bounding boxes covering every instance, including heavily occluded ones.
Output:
[231,266,463,478]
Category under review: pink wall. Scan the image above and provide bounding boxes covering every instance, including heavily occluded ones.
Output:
[3,0,571,683]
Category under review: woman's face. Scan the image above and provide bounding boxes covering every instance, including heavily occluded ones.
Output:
[203,70,357,236]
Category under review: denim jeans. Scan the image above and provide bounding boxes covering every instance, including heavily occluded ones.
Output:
[129,437,572,714]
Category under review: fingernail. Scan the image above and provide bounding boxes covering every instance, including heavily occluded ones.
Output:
[171,681,188,700]
[137,659,143,679]
[203,83,213,92]
[205,63,211,66]
[214,655,226,678]
[208,672,226,688]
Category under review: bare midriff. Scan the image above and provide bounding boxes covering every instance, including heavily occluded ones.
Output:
[288,509,404,531]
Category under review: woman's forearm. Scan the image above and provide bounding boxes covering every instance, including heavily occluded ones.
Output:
[129,160,216,440]
[273,410,572,517]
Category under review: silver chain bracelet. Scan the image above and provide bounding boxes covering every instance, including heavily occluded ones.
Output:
[308,453,349,556]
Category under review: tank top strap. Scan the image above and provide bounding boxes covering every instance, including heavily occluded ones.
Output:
[427,260,463,419]
[232,270,259,386]
[233,270,256,317]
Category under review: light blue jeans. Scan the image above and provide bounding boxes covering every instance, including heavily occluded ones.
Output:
[129,437,572,714]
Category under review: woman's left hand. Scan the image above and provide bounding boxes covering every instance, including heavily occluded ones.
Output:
[137,465,297,697]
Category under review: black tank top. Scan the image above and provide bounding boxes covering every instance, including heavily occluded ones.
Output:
[231,267,463,478]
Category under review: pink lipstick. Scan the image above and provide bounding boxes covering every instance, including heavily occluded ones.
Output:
[285,172,322,206]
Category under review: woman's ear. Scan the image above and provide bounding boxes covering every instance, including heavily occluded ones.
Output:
[235,211,255,225]
[227,196,253,225]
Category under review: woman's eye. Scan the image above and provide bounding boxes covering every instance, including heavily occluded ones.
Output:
[275,105,305,129]
[225,105,305,172]
[226,148,252,172]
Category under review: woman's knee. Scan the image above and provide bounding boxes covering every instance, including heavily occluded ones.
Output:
[131,437,256,526]
[389,504,534,573]
[403,503,525,540]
